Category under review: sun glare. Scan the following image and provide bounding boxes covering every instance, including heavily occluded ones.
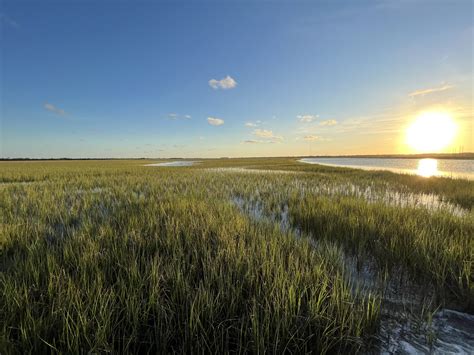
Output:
[406,112,457,153]
[417,158,439,177]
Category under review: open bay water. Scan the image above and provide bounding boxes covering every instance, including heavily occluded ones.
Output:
[300,158,474,180]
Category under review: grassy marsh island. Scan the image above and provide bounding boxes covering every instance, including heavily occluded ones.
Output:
[1,158,473,353]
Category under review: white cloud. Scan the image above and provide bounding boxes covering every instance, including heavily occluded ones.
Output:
[245,120,262,127]
[44,103,66,116]
[253,129,283,141]
[184,114,192,119]
[297,114,318,123]
[208,75,237,90]
[319,119,338,126]
[207,117,224,126]
[253,129,274,138]
[409,84,453,97]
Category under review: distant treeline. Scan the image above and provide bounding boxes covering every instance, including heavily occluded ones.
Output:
[1,152,473,161]
[0,158,149,161]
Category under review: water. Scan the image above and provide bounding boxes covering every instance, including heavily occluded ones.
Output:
[300,158,474,180]
[144,160,198,167]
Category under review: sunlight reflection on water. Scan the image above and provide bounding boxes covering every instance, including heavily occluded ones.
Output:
[416,158,438,177]
[300,157,474,180]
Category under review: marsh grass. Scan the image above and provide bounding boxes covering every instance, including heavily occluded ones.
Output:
[289,195,473,309]
[1,158,473,353]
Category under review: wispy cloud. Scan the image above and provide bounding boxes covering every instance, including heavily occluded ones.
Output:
[168,113,192,120]
[244,120,261,127]
[242,139,276,144]
[0,13,19,28]
[297,114,318,123]
[207,117,224,126]
[252,129,283,142]
[319,119,338,126]
[209,75,237,90]
[303,135,320,141]
[44,103,66,116]
[409,84,453,97]
[330,108,411,135]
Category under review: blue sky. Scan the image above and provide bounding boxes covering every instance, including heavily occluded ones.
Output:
[1,0,472,158]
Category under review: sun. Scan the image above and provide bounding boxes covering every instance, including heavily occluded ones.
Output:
[406,112,458,153]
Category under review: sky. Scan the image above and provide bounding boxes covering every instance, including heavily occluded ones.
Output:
[1,0,472,158]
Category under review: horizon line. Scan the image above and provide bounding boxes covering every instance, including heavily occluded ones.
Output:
[1,152,473,161]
